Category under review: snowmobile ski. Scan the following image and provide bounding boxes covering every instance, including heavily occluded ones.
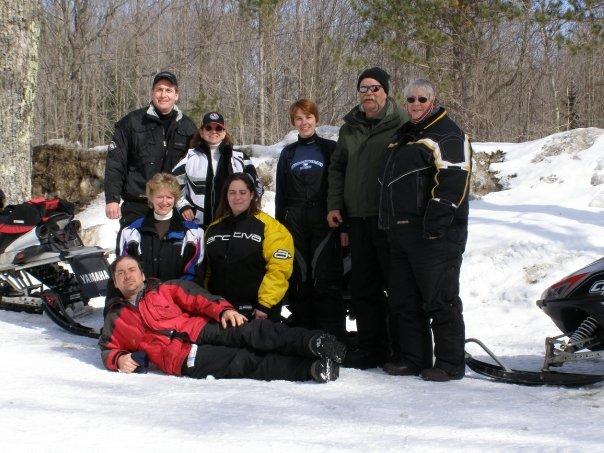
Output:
[465,338,603,387]
[40,290,100,339]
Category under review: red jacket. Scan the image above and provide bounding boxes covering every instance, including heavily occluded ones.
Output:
[100,279,233,375]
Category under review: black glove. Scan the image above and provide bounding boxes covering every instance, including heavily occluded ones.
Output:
[131,351,149,374]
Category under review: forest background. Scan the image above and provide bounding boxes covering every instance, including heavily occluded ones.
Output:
[29,0,602,148]
[0,0,602,205]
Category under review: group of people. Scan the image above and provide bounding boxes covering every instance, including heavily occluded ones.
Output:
[100,66,472,384]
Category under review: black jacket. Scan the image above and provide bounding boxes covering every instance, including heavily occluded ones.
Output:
[104,104,197,204]
[378,108,472,238]
[205,211,294,314]
[275,134,336,223]
[118,209,204,282]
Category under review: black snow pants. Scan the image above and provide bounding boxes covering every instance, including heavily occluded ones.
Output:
[283,205,346,340]
[348,216,391,362]
[387,223,467,375]
[182,319,320,381]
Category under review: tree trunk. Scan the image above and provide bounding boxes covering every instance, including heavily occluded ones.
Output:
[258,24,266,145]
[0,0,40,203]
[566,83,579,130]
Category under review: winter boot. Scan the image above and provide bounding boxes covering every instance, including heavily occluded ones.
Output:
[420,367,464,382]
[308,333,347,363]
[310,358,339,383]
[382,361,420,376]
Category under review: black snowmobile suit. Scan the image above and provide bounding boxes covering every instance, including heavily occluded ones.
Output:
[275,134,346,339]
[104,104,197,226]
[379,107,472,376]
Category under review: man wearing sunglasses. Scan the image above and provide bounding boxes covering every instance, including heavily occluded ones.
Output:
[104,71,197,229]
[327,66,408,369]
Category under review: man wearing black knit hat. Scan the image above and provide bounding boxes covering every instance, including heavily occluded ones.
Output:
[355,66,391,116]
[327,66,408,369]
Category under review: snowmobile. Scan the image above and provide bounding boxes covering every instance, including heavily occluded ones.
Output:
[0,197,109,338]
[465,257,604,386]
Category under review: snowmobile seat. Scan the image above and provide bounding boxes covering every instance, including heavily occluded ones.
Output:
[0,197,75,254]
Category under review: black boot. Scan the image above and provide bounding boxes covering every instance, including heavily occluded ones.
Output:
[310,358,339,383]
[420,367,464,382]
[308,333,347,363]
[382,361,420,376]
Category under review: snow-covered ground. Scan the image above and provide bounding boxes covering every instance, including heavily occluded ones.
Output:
[1,128,602,452]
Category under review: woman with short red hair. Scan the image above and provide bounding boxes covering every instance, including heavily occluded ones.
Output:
[275,99,346,340]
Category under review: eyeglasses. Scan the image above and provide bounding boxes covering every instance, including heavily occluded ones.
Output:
[203,124,225,132]
[406,96,429,104]
[358,85,382,94]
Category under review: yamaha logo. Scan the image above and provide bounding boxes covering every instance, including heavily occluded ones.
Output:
[273,249,292,260]
[589,280,604,295]
[79,270,110,284]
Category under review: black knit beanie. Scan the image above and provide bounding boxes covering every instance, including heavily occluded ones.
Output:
[357,67,390,94]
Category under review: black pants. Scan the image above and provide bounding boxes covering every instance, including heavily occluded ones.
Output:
[388,224,467,374]
[283,205,346,339]
[348,216,390,359]
[182,319,320,381]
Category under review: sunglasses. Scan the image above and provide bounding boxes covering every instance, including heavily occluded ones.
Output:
[203,124,225,132]
[358,84,382,94]
[406,96,429,104]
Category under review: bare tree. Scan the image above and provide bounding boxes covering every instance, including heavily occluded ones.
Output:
[0,0,40,203]
[29,0,603,150]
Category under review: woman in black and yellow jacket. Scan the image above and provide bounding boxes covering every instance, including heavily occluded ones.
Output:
[204,173,294,320]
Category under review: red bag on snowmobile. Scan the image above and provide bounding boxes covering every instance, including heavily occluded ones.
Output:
[0,197,75,252]
[0,197,74,234]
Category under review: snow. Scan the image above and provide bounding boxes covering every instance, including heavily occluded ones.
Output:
[1,128,603,451]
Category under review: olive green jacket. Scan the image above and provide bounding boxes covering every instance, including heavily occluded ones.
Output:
[327,97,407,217]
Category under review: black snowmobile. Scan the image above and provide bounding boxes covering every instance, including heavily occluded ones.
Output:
[465,257,604,386]
[0,197,109,338]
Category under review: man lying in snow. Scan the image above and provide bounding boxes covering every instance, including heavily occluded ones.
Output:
[99,255,345,382]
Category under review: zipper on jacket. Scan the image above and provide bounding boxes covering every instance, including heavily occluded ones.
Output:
[417,173,425,212]
[387,166,431,187]
[163,124,168,168]
[378,150,396,229]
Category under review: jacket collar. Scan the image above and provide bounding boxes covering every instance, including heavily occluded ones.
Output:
[197,140,233,158]
[139,208,185,235]
[146,103,184,123]
[404,107,447,132]
[297,133,319,145]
